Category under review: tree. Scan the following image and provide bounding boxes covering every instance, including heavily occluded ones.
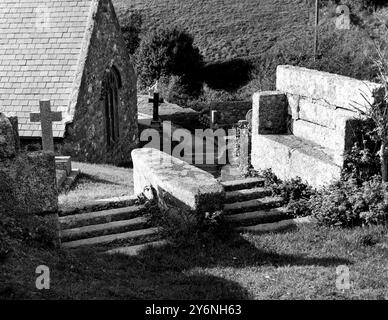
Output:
[355,42,388,181]
[135,27,204,91]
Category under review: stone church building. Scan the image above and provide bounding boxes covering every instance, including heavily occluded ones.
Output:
[0,0,138,165]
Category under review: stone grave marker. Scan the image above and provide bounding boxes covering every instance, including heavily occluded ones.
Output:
[148,81,164,128]
[30,100,62,152]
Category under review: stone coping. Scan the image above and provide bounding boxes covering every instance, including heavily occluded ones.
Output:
[132,148,224,212]
[276,65,381,111]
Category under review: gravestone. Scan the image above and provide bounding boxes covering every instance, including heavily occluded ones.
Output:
[148,81,164,128]
[30,100,62,152]
[0,113,58,218]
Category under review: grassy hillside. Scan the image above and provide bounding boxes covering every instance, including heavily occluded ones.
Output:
[114,0,312,62]
[114,0,387,101]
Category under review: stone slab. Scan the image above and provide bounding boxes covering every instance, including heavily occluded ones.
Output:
[251,134,342,188]
[106,240,169,256]
[236,216,316,234]
[252,91,288,134]
[62,227,162,248]
[292,119,345,157]
[276,65,381,111]
[296,96,357,129]
[55,156,72,175]
[60,217,148,242]
[132,148,225,219]
[59,205,146,229]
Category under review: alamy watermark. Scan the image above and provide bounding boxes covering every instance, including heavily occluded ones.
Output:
[35,265,50,290]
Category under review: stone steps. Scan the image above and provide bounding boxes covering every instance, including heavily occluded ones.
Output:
[60,217,149,242]
[220,177,299,233]
[224,196,284,214]
[106,240,169,256]
[225,187,272,203]
[221,177,265,191]
[224,207,290,226]
[60,201,164,251]
[62,227,162,249]
[235,216,315,234]
[59,205,146,228]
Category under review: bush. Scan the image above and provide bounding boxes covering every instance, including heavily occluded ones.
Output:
[203,58,253,92]
[310,177,388,227]
[135,27,204,92]
[342,143,381,183]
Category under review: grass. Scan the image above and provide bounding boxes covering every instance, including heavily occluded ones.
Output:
[115,0,387,101]
[58,162,134,212]
[1,223,387,299]
[114,0,312,62]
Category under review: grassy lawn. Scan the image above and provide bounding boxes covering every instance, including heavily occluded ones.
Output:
[1,224,387,299]
[58,162,134,212]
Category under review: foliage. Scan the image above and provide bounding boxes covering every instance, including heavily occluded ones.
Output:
[310,177,388,227]
[121,11,143,55]
[135,27,204,92]
[0,212,58,250]
[342,142,381,183]
[202,58,253,92]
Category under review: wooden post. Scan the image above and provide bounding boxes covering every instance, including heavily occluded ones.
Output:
[314,0,319,61]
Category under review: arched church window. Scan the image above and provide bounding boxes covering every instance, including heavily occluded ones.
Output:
[103,66,121,146]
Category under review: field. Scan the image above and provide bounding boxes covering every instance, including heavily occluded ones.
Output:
[114,0,387,100]
[114,0,313,62]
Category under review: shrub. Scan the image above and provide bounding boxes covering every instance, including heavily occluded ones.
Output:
[202,58,253,92]
[310,177,388,227]
[135,27,204,92]
[342,142,381,183]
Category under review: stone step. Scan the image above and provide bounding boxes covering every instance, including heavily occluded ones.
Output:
[60,217,149,242]
[221,177,265,191]
[59,205,146,229]
[62,227,161,249]
[224,207,290,226]
[106,240,169,256]
[225,187,272,203]
[235,216,316,234]
[59,194,139,216]
[224,196,284,214]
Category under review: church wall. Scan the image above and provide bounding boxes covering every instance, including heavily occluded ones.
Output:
[61,0,139,166]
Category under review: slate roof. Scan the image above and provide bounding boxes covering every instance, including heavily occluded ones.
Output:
[0,0,97,137]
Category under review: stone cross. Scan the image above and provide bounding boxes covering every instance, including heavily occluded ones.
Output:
[148,81,164,122]
[30,100,62,152]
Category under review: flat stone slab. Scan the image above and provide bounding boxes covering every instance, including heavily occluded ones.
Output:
[132,148,225,214]
[62,227,162,248]
[276,65,381,111]
[225,187,272,203]
[59,205,146,229]
[225,207,290,226]
[221,177,265,191]
[236,216,316,234]
[251,134,342,188]
[106,240,169,256]
[60,216,149,242]
[224,196,284,214]
[59,194,139,216]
